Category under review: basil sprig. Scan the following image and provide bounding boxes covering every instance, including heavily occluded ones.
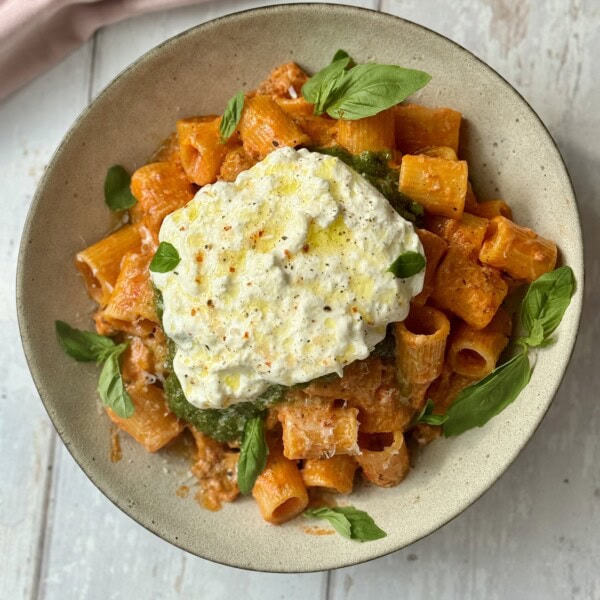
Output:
[55,321,134,418]
[304,506,386,541]
[302,51,351,115]
[415,399,448,426]
[331,49,352,64]
[97,344,134,418]
[302,49,431,120]
[56,320,117,362]
[442,266,575,437]
[388,251,426,278]
[519,266,576,348]
[443,352,531,437]
[237,416,269,494]
[219,90,245,143]
[104,165,137,211]
[149,242,180,273]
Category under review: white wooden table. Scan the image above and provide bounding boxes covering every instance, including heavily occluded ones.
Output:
[2,1,599,598]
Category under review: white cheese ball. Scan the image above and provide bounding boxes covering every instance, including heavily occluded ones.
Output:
[152,147,424,409]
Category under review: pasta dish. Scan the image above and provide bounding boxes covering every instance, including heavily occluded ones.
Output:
[56,54,574,540]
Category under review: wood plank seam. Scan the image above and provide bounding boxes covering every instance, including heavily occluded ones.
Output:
[325,570,332,600]
[87,34,99,103]
[31,436,60,600]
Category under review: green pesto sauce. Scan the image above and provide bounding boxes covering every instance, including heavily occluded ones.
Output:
[369,325,396,361]
[162,336,285,442]
[312,147,424,226]
[162,333,394,442]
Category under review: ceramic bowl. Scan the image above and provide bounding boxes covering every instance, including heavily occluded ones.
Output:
[17,4,583,572]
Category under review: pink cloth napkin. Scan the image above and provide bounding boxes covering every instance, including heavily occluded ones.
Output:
[0,0,212,101]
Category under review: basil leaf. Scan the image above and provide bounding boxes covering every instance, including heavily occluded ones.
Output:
[104,165,137,211]
[388,251,426,278]
[305,507,352,538]
[331,49,351,63]
[97,344,134,419]
[237,416,268,494]
[219,90,245,143]
[420,413,449,426]
[302,56,351,115]
[415,399,448,426]
[150,242,180,273]
[520,266,575,347]
[305,506,386,541]
[443,351,532,437]
[325,64,431,120]
[55,320,116,362]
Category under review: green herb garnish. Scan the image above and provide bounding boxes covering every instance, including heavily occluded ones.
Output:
[370,326,396,361]
[302,52,351,115]
[388,251,426,278]
[150,242,180,273]
[55,321,134,418]
[237,416,269,494]
[97,344,134,419]
[519,266,576,348]
[104,165,137,211]
[442,266,575,437]
[331,49,352,64]
[219,90,245,143]
[302,51,431,120]
[55,320,117,362]
[304,506,386,541]
[415,399,448,426]
[443,352,531,437]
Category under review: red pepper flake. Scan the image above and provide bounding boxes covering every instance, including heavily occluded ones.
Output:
[229,266,236,273]
[224,225,232,231]
[191,308,197,316]
[351,306,358,313]
[195,252,203,263]
[284,249,291,259]
[207,299,214,307]
[179,226,186,232]
[302,244,309,253]
[265,361,272,367]
[243,331,249,339]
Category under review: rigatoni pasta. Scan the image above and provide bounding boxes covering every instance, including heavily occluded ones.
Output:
[356,430,410,488]
[412,228,448,306]
[302,455,358,494]
[337,109,395,154]
[57,55,570,536]
[238,95,310,159]
[431,247,508,329]
[75,224,141,306]
[399,154,468,218]
[177,116,231,186]
[277,394,360,460]
[479,216,557,282]
[447,308,512,378]
[252,437,309,524]
[393,104,462,153]
[394,304,451,387]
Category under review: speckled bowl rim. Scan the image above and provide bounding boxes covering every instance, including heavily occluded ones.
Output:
[17,3,584,573]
